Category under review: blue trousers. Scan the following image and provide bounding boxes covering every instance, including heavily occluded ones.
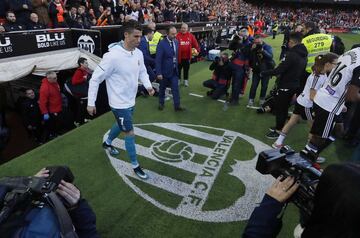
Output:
[159,74,180,108]
[230,65,245,102]
[249,73,270,100]
[352,144,360,162]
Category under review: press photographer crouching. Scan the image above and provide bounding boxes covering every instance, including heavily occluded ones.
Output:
[203,53,232,100]
[0,166,99,238]
[243,148,360,238]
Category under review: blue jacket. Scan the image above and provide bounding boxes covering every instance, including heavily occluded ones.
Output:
[138,36,156,81]
[0,185,99,238]
[155,37,179,78]
[243,194,285,238]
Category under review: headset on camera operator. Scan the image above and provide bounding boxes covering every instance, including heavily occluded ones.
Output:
[0,167,99,238]
[243,162,360,238]
[203,53,232,100]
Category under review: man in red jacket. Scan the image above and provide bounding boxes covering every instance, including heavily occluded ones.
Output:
[176,23,200,87]
[39,71,62,140]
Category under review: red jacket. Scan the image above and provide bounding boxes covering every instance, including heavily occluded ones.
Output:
[39,78,62,114]
[72,67,88,85]
[176,32,200,61]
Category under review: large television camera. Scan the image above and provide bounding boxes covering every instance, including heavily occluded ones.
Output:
[256,147,322,219]
[0,166,74,224]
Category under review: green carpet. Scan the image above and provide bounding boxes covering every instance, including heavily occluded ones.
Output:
[0,33,358,238]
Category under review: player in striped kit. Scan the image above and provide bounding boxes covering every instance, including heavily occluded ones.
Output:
[272,53,339,157]
[301,47,360,163]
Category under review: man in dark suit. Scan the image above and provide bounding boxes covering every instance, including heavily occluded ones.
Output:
[156,26,185,112]
[138,27,156,82]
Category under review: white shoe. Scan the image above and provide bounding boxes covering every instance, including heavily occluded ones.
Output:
[247,99,254,107]
[272,142,283,149]
[293,224,304,238]
[316,157,326,164]
[184,80,189,87]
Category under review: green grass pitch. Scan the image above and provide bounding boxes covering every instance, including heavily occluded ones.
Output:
[0,33,358,238]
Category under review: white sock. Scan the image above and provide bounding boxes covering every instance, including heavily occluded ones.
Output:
[275,133,286,145]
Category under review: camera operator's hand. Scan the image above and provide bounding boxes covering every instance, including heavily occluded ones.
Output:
[34,168,50,178]
[266,176,299,203]
[57,180,81,207]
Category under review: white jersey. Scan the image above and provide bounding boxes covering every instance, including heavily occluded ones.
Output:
[88,42,151,109]
[297,73,327,108]
[315,48,360,115]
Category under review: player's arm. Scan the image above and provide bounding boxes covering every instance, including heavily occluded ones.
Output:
[346,66,360,102]
[87,53,114,115]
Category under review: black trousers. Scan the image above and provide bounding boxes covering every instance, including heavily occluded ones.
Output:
[203,80,227,100]
[274,89,297,130]
[178,59,190,80]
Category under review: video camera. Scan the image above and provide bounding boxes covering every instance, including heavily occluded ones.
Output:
[0,166,74,224]
[256,147,321,219]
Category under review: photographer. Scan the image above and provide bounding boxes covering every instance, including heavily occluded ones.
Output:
[248,35,274,107]
[228,27,252,105]
[203,53,232,100]
[243,162,360,238]
[0,167,99,238]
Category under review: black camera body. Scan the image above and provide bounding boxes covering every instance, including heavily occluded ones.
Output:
[0,166,74,224]
[256,147,321,218]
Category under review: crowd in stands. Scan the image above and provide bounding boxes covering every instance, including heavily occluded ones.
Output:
[0,0,359,33]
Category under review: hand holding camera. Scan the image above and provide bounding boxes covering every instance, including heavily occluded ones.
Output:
[266,175,300,203]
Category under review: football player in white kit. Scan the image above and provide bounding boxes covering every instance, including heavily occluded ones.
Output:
[301,47,360,162]
[273,53,339,150]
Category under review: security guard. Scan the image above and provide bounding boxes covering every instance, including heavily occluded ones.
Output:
[302,22,333,74]
[148,22,163,57]
[300,21,332,91]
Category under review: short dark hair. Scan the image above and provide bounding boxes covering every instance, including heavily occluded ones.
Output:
[289,32,303,44]
[78,57,87,66]
[122,20,142,34]
[143,27,153,36]
[6,11,15,17]
[304,21,316,30]
[166,26,176,34]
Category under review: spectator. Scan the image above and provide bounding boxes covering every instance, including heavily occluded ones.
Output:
[26,12,46,29]
[156,26,185,112]
[3,11,25,32]
[8,0,33,25]
[65,6,78,27]
[31,0,51,26]
[261,32,308,139]
[48,0,67,28]
[247,34,274,107]
[243,163,360,238]
[39,71,63,140]
[176,23,200,87]
[203,53,232,100]
[19,88,42,142]
[77,5,92,28]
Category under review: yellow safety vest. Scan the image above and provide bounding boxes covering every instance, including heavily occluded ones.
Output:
[302,33,332,73]
[149,31,163,55]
